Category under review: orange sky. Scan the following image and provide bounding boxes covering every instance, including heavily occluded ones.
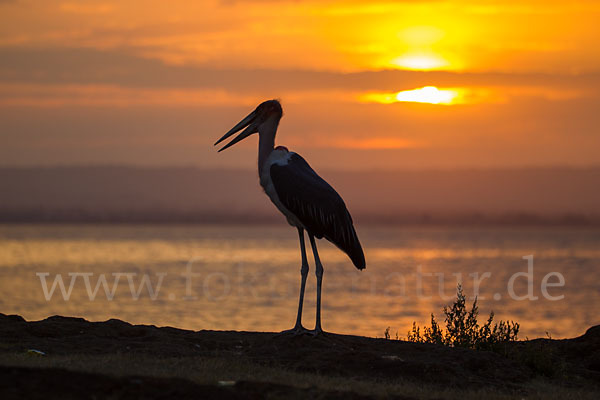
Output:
[0,0,599,169]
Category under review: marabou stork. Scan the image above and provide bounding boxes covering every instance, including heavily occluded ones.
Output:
[214,99,365,335]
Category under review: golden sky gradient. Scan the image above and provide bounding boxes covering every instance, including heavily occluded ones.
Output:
[0,0,599,169]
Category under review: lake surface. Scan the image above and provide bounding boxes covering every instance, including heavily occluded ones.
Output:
[0,224,598,339]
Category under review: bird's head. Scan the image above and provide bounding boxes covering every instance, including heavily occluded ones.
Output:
[214,99,283,152]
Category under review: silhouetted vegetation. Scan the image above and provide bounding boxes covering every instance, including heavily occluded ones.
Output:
[382,286,590,381]
[403,285,520,350]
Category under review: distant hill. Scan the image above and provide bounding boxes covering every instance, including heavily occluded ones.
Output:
[1,166,599,224]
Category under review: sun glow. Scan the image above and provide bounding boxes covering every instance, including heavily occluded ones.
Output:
[359,86,462,105]
[396,86,458,104]
[330,137,423,150]
[390,54,449,70]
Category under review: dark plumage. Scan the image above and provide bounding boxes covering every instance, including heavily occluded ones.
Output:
[270,153,365,270]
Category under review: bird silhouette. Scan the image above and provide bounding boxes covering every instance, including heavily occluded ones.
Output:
[215,99,365,335]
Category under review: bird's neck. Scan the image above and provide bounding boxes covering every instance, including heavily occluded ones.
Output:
[257,118,279,176]
[258,134,275,176]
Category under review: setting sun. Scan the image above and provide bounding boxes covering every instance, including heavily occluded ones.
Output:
[360,86,461,105]
[396,86,458,104]
[390,54,449,70]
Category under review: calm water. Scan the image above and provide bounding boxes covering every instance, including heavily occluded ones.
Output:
[0,224,598,339]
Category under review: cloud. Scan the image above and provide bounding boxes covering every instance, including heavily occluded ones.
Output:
[1,47,598,93]
[0,47,598,169]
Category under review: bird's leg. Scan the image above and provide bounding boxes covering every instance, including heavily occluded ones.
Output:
[293,227,309,330]
[308,234,324,335]
[279,227,310,336]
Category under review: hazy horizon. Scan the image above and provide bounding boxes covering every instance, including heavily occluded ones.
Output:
[2,165,599,224]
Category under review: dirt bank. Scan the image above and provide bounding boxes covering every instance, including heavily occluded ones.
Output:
[0,314,598,399]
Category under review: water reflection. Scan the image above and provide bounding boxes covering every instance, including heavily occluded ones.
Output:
[0,224,598,339]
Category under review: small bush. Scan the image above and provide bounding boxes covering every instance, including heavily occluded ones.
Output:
[406,284,519,350]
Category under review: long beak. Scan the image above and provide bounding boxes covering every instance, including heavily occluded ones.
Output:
[214,110,258,152]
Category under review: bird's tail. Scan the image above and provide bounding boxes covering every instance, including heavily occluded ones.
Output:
[348,234,366,270]
[340,224,366,270]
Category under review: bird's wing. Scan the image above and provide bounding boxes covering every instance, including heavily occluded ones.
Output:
[270,153,365,269]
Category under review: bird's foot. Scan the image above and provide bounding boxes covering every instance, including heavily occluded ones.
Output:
[277,325,310,337]
[309,326,325,337]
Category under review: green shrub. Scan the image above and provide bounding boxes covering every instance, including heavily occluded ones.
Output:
[406,284,520,350]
